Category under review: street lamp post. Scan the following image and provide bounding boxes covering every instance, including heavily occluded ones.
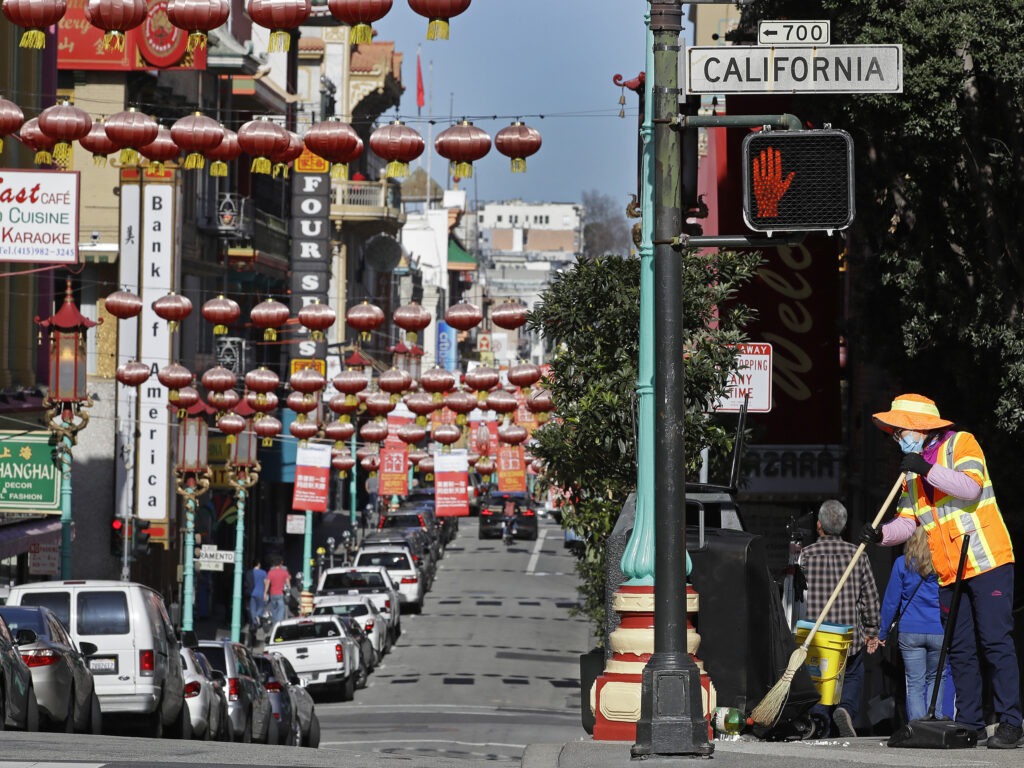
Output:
[228,413,260,643]
[36,280,98,579]
[175,404,211,634]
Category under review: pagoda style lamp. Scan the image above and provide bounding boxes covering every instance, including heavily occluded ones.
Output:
[175,404,211,634]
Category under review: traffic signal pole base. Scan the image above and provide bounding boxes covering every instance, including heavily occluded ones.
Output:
[631,654,714,759]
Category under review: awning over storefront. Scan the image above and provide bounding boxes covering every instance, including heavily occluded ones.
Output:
[0,517,67,561]
[447,237,477,271]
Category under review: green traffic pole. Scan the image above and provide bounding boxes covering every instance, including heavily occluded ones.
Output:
[621,8,657,587]
[349,432,357,528]
[229,487,246,643]
[303,509,313,591]
[58,434,73,579]
[181,490,197,633]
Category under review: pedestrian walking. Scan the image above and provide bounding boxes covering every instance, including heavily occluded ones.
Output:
[247,558,267,632]
[862,393,1021,748]
[264,555,291,625]
[799,498,880,737]
[872,526,952,721]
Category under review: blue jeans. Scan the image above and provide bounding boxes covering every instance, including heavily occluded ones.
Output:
[899,631,947,720]
[249,595,265,627]
[269,594,286,624]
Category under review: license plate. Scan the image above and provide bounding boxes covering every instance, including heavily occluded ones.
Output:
[89,657,117,674]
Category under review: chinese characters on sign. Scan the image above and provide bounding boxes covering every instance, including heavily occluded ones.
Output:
[0,432,61,513]
[434,449,469,517]
[497,445,527,493]
[292,441,332,512]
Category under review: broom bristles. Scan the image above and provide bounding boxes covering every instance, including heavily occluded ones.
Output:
[749,645,808,726]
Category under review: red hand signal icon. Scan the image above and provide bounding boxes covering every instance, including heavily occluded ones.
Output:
[751,146,795,219]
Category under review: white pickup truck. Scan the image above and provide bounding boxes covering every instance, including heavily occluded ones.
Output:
[315,566,402,642]
[267,615,360,701]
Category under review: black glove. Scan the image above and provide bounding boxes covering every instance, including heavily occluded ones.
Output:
[859,522,883,546]
[899,452,932,476]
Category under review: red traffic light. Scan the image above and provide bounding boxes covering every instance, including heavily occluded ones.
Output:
[111,519,124,531]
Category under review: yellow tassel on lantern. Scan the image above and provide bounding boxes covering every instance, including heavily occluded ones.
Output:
[311,330,324,341]
[187,31,207,52]
[226,434,236,444]
[351,23,372,44]
[385,159,409,178]
[426,19,450,40]
[511,157,527,173]
[104,31,126,51]
[337,469,348,478]
[53,142,72,166]
[263,328,277,341]
[330,162,348,180]
[210,160,227,177]
[92,155,108,166]
[119,147,139,166]
[268,29,290,52]
[34,150,53,165]
[214,324,227,335]
[149,161,165,174]
[273,162,289,178]
[184,152,205,170]
[251,157,272,175]
[261,436,273,447]
[415,415,427,426]
[168,319,179,333]
[20,29,46,49]
[0,138,3,153]
[453,161,473,178]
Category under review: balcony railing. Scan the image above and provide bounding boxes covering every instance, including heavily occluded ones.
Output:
[198,192,255,238]
[331,179,404,226]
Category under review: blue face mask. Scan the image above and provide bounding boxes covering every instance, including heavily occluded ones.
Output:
[898,433,925,454]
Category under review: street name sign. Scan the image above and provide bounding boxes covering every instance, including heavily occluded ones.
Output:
[197,546,235,571]
[687,45,903,94]
[758,20,830,46]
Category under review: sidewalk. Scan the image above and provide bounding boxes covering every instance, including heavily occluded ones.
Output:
[522,736,1022,768]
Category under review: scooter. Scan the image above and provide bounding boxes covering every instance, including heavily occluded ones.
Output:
[502,518,517,547]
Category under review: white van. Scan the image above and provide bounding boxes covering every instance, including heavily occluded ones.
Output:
[5,579,187,738]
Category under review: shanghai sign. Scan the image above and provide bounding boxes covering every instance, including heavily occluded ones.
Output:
[0,431,61,513]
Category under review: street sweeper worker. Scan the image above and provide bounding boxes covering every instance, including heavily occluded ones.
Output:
[862,393,1021,749]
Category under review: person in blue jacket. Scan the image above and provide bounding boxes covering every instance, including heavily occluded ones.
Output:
[872,526,951,721]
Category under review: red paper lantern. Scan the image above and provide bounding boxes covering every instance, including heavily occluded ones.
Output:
[408,450,427,466]
[498,423,528,445]
[272,130,304,178]
[434,120,490,179]
[201,365,236,393]
[116,360,150,387]
[2,0,67,48]
[298,300,336,341]
[246,0,310,51]
[19,118,56,166]
[465,365,499,398]
[138,125,179,174]
[250,297,290,341]
[444,389,478,425]
[104,107,158,166]
[85,0,148,51]
[324,420,356,445]
[404,393,436,427]
[369,120,424,179]
[432,423,461,446]
[200,295,239,335]
[245,367,279,395]
[485,389,517,414]
[165,0,229,51]
[475,456,494,478]
[364,392,395,418]
[526,388,553,423]
[393,301,431,344]
[326,0,390,42]
[332,369,370,403]
[378,368,412,399]
[418,455,434,475]
[237,117,289,176]
[217,412,245,439]
[346,301,385,341]
[38,102,93,165]
[104,289,143,319]
[359,420,389,443]
[290,366,326,395]
[332,449,356,477]
[289,419,319,442]
[327,394,358,419]
[490,299,528,330]
[254,415,282,445]
[158,363,193,398]
[495,121,542,173]
[507,362,541,391]
[79,119,118,166]
[245,389,278,413]
[408,0,470,40]
[170,385,200,413]
[206,127,240,177]
[170,112,224,170]
[207,390,239,416]
[303,117,363,180]
[397,422,426,444]
[0,98,24,154]
[419,366,455,401]
[444,301,482,331]
[152,291,191,332]
[360,453,380,474]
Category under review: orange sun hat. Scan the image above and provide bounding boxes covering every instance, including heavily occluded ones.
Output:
[872,393,954,434]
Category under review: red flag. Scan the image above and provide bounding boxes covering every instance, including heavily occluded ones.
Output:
[416,49,425,113]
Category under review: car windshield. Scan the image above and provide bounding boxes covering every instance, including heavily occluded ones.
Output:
[271,622,342,643]
[0,606,47,635]
[355,552,411,570]
[320,571,385,590]
[254,656,274,679]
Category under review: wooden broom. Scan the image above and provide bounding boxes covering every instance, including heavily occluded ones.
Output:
[749,473,904,726]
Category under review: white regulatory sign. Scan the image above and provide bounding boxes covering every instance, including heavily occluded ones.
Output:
[687,45,903,95]
[758,20,830,46]
[713,343,773,414]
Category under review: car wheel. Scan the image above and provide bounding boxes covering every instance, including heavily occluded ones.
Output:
[24,687,39,732]
[171,699,191,740]
[356,659,369,689]
[60,684,76,733]
[286,715,302,747]
[305,712,320,748]
[88,691,102,735]
[341,674,355,702]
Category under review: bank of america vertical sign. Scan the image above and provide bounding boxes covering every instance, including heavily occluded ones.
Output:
[290,150,332,360]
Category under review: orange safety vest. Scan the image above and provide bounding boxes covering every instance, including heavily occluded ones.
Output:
[896,431,1014,586]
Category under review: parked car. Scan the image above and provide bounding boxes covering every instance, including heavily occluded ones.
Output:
[0,604,100,733]
[267,615,360,701]
[312,594,389,661]
[337,615,375,686]
[479,491,539,541]
[0,613,39,731]
[197,639,275,744]
[254,652,319,748]
[378,506,444,557]
[5,580,187,738]
[315,566,401,642]
[180,647,230,741]
[361,529,436,589]
[352,545,425,614]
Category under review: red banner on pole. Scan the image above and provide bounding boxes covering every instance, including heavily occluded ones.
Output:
[434,450,469,516]
[379,444,408,497]
[292,441,332,512]
[497,445,527,493]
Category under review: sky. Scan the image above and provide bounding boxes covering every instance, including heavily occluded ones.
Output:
[363,1,651,207]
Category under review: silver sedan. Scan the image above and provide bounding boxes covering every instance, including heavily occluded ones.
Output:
[181,647,231,741]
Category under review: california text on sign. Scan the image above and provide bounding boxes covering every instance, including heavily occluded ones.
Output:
[687,45,903,95]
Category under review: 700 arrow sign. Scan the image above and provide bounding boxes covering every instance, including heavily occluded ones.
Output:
[758,20,830,46]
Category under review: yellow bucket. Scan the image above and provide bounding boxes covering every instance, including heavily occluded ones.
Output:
[794,620,853,706]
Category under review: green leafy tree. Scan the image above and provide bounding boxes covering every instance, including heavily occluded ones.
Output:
[738,1,1024,509]
[528,251,760,640]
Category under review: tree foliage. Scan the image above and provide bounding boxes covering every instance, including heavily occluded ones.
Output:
[581,190,632,258]
[739,0,1024,498]
[527,251,761,639]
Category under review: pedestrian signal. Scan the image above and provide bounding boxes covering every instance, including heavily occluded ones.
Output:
[133,524,151,557]
[741,129,854,233]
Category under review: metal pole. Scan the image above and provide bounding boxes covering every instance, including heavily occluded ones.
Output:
[633,0,711,757]
[230,487,246,642]
[181,490,197,633]
[349,432,357,528]
[58,434,72,579]
[303,509,313,590]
